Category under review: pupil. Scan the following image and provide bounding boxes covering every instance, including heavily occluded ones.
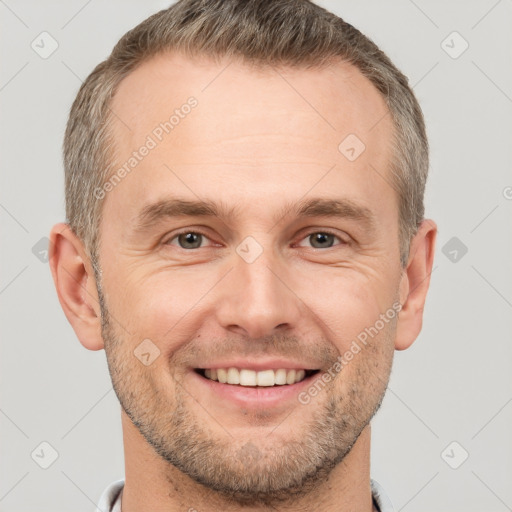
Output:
[311,233,333,248]
[179,232,201,249]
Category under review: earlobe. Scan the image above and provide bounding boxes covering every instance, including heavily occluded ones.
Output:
[395,220,437,351]
[49,223,105,351]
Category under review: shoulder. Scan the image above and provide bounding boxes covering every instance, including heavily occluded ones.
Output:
[95,479,124,512]
[371,479,395,512]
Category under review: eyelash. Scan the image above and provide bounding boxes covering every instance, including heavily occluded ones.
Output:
[164,229,348,249]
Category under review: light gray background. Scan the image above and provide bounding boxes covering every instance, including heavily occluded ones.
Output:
[1,1,511,511]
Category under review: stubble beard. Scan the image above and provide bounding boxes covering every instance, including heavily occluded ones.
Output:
[97,277,394,508]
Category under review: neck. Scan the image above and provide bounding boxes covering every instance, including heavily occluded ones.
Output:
[120,411,375,512]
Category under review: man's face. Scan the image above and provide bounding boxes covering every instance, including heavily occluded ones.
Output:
[98,53,401,505]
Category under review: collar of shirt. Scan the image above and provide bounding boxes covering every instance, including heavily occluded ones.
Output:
[96,478,395,512]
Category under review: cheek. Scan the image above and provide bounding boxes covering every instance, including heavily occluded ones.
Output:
[296,266,397,350]
[335,317,396,406]
[106,268,215,352]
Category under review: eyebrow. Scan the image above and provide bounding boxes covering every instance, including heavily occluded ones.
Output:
[133,196,376,234]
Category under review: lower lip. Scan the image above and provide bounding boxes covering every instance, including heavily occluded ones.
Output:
[190,369,320,408]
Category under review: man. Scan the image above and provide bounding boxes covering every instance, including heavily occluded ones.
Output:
[49,0,436,510]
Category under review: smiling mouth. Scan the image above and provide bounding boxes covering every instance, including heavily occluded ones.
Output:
[194,368,320,387]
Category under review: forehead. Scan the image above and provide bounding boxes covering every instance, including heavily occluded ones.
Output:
[105,52,395,227]
[111,52,392,146]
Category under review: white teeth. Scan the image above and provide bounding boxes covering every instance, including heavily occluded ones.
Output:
[256,370,275,387]
[240,369,257,386]
[274,369,287,385]
[286,369,296,385]
[217,368,227,384]
[227,367,240,385]
[201,367,311,386]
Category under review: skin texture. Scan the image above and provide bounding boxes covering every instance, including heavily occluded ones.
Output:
[50,53,436,512]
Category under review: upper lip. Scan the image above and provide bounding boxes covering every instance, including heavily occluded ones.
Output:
[192,358,321,371]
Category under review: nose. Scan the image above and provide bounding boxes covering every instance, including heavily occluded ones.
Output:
[215,244,303,340]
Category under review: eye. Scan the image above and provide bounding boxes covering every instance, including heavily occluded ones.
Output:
[166,231,211,249]
[297,231,346,249]
[164,229,347,251]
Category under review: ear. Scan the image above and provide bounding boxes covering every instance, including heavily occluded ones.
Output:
[395,220,437,351]
[49,223,104,351]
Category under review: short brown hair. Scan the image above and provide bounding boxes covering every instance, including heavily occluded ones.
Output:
[64,0,428,267]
